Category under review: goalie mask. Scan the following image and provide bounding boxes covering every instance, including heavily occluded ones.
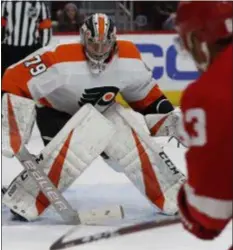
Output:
[80,13,117,73]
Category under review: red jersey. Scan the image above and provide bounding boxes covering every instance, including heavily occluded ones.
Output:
[178,44,232,234]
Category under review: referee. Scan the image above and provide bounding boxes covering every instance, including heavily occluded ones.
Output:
[1,1,52,77]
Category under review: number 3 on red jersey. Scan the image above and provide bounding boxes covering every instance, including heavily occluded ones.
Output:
[179,108,207,147]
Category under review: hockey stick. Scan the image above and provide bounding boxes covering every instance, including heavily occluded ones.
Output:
[15,146,124,225]
[16,145,81,224]
[50,215,181,250]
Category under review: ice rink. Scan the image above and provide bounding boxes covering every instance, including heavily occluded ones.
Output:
[2,125,232,250]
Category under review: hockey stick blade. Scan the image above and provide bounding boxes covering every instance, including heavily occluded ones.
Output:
[79,205,124,225]
[50,216,180,250]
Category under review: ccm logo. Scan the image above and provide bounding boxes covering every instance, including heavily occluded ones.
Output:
[159,151,180,175]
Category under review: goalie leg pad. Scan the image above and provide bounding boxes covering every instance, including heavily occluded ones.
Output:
[3,104,116,221]
[103,104,185,215]
[2,93,36,157]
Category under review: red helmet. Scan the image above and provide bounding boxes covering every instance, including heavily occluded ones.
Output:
[175,1,232,49]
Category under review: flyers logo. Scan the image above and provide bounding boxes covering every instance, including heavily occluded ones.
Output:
[78,87,119,107]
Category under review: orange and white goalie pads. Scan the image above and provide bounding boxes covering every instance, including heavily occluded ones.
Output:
[103,104,185,215]
[2,103,116,221]
[2,93,36,157]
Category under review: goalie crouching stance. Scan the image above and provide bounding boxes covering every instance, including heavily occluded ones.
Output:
[2,13,185,222]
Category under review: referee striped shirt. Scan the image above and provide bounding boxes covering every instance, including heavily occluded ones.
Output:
[1,1,52,47]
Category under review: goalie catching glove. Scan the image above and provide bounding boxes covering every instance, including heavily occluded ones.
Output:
[145,110,181,138]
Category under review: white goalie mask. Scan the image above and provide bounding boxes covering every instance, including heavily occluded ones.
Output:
[80,13,117,73]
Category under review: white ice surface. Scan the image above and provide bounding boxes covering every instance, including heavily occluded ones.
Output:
[2,126,232,250]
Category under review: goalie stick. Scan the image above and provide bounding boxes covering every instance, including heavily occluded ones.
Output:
[16,145,81,224]
[50,215,181,250]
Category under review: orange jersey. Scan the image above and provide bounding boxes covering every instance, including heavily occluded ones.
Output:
[2,40,164,115]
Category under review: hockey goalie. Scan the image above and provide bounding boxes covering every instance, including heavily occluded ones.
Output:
[2,13,185,222]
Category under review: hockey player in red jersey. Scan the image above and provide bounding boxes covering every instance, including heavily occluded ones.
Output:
[2,13,184,222]
[175,1,232,244]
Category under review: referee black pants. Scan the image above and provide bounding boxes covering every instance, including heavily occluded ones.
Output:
[1,43,42,78]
